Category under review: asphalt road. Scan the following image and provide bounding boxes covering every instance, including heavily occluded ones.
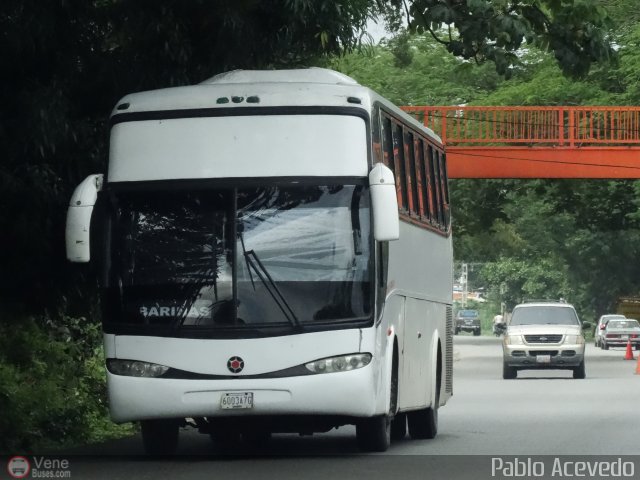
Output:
[43,335,640,479]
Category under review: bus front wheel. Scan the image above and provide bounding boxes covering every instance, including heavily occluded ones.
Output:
[141,419,180,455]
[356,415,391,452]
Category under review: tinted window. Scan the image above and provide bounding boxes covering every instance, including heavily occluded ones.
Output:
[393,124,407,210]
[104,185,372,333]
[510,306,580,326]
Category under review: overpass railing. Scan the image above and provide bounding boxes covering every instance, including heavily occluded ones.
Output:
[402,106,640,147]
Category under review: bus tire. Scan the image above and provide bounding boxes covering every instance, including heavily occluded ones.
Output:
[407,406,438,440]
[357,346,397,452]
[356,415,391,452]
[390,412,407,441]
[141,419,179,455]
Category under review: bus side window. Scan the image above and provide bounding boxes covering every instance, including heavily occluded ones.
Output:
[439,152,451,229]
[376,241,389,317]
[425,144,437,223]
[392,122,407,211]
[381,115,394,173]
[372,107,383,165]
[414,137,427,220]
[405,130,418,216]
[432,150,444,227]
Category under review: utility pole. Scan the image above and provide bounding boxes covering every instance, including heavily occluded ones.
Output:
[461,263,468,308]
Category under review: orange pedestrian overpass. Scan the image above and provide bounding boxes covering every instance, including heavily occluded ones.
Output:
[402,106,640,178]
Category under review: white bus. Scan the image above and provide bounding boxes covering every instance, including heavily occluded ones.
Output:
[66,68,453,454]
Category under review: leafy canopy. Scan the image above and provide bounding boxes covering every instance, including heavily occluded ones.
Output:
[408,0,615,78]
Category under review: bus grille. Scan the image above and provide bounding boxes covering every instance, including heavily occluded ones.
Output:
[445,306,453,395]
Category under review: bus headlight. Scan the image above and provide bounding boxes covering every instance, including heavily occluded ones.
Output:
[305,353,372,374]
[107,359,169,378]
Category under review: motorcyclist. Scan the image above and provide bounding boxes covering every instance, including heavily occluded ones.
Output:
[493,314,506,336]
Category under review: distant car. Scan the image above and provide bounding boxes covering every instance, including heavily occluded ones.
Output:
[601,318,640,350]
[594,314,626,347]
[455,309,480,336]
[502,302,590,380]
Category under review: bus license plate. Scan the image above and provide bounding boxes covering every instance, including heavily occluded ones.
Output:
[536,355,551,364]
[221,392,254,410]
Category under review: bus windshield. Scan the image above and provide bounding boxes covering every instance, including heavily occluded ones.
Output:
[104,184,372,335]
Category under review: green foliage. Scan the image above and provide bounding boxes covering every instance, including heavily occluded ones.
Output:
[325,35,503,105]
[0,315,133,452]
[480,258,571,310]
[453,179,640,323]
[474,55,625,106]
[615,24,640,104]
[408,0,615,78]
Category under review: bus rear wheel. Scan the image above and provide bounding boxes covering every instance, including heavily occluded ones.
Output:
[141,419,180,455]
[407,406,438,439]
[390,412,407,441]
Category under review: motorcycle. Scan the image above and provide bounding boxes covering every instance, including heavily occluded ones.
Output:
[493,322,507,336]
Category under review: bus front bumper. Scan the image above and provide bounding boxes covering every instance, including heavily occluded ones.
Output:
[107,366,379,423]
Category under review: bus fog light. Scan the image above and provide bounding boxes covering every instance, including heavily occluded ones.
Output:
[305,353,371,374]
[107,359,169,377]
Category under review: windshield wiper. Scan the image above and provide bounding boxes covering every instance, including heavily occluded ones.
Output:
[238,229,300,328]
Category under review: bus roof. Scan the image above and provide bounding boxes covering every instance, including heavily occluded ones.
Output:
[202,68,359,85]
[111,68,441,144]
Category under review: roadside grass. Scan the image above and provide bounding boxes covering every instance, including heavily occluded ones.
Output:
[0,315,135,453]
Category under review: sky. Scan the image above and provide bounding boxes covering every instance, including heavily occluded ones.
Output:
[366,17,391,44]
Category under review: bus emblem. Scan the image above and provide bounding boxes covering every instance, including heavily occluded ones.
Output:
[227,356,244,373]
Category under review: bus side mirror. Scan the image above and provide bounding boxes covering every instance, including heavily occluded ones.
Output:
[66,174,104,262]
[369,163,399,242]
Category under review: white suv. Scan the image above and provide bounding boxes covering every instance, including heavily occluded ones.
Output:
[502,302,589,379]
